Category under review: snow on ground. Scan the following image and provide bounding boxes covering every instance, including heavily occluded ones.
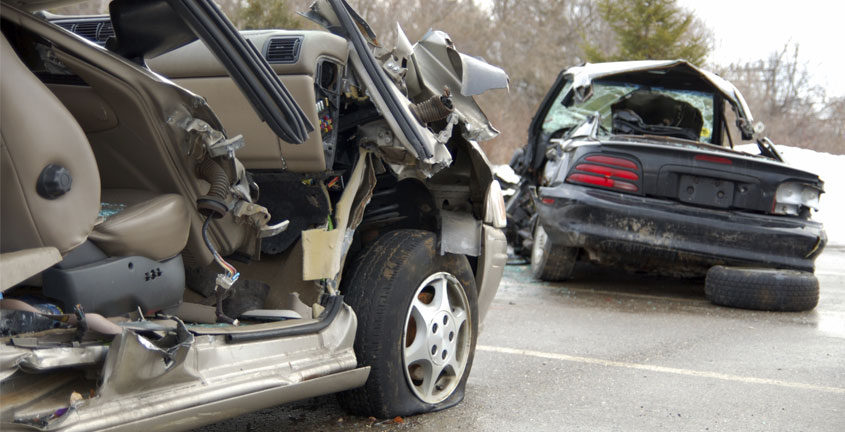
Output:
[738,144,845,246]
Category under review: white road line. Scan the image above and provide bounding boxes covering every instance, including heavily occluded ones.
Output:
[477,345,845,394]
[506,281,709,303]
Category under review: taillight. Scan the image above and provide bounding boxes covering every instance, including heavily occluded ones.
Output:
[585,155,637,169]
[694,154,732,165]
[567,154,641,193]
[772,182,821,215]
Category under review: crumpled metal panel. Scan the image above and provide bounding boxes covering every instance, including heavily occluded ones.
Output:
[8,304,359,431]
[98,319,198,399]
[0,344,108,380]
[413,30,508,143]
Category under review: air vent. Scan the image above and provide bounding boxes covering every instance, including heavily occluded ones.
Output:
[74,21,99,42]
[264,37,302,64]
[97,22,114,44]
[52,19,112,46]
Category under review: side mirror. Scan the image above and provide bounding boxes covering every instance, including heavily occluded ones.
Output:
[736,118,754,140]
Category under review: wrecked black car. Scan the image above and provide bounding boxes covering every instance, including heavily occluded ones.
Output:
[0,0,509,429]
[508,60,826,311]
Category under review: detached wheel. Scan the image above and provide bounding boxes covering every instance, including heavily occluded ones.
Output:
[338,229,478,418]
[530,223,577,281]
[705,266,819,312]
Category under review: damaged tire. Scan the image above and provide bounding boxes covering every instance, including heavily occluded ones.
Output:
[338,229,478,418]
[705,266,819,312]
[530,223,577,281]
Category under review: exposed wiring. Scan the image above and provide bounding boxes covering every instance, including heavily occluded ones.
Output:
[202,216,239,282]
[202,216,239,325]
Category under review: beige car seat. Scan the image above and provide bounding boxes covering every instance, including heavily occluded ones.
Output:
[1,34,190,314]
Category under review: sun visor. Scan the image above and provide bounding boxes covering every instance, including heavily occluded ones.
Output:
[108,0,197,60]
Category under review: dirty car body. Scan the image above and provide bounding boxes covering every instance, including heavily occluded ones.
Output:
[509,60,826,276]
[0,0,508,430]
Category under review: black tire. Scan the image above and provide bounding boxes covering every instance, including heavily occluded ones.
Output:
[530,223,577,281]
[337,229,479,418]
[705,266,819,312]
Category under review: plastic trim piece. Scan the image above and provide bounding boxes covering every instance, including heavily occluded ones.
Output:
[226,294,344,342]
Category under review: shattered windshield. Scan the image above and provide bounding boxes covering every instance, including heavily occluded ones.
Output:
[542,80,716,143]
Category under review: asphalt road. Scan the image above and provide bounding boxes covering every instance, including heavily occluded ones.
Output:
[196,247,845,431]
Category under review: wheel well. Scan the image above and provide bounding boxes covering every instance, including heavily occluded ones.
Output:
[347,175,437,257]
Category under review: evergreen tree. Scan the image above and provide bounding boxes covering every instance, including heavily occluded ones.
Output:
[583,0,710,65]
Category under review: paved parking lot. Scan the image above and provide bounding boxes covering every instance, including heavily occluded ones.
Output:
[197,247,845,431]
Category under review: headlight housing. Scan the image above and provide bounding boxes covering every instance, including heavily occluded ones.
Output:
[773,182,821,216]
[484,180,507,228]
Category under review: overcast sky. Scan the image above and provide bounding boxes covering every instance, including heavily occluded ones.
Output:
[677,0,844,97]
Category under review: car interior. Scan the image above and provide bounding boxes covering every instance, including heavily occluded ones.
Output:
[0,2,352,324]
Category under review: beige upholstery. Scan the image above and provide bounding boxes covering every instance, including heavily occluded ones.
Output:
[173,75,326,171]
[0,35,101,255]
[148,30,348,78]
[90,190,191,261]
[148,29,349,173]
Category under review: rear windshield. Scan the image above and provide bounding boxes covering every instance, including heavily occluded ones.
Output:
[542,80,716,143]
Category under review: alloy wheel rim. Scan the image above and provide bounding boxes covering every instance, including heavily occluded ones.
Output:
[402,272,471,404]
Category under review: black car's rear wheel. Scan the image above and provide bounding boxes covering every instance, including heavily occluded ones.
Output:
[338,229,478,418]
[530,223,577,281]
[705,266,819,312]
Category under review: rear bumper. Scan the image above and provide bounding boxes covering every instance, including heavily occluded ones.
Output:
[535,185,826,274]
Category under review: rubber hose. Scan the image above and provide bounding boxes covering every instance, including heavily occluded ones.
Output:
[199,158,229,201]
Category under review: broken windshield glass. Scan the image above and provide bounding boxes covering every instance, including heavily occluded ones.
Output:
[542,80,715,143]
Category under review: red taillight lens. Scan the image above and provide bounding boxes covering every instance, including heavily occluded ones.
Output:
[575,163,639,180]
[585,155,638,170]
[567,154,641,193]
[541,197,556,205]
[567,173,639,192]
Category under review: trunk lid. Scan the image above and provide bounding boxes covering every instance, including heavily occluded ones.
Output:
[577,138,824,214]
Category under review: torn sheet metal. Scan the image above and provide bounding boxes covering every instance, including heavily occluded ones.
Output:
[302,151,376,281]
[98,319,197,399]
[7,345,108,372]
[411,30,508,143]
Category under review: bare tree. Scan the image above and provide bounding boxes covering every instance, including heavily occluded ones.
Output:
[720,43,842,154]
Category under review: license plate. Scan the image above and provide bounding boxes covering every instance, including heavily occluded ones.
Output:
[678,175,734,208]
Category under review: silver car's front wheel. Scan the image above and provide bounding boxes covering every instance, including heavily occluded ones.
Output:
[338,230,479,418]
[403,272,471,404]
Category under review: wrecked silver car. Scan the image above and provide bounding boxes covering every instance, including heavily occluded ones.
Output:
[0,0,508,429]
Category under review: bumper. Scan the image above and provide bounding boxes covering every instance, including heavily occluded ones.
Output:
[475,225,507,326]
[535,185,827,274]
